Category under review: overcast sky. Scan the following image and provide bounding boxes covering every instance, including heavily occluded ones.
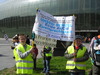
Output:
[0,0,8,3]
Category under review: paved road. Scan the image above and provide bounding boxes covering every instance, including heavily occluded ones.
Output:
[0,38,90,70]
[0,38,42,70]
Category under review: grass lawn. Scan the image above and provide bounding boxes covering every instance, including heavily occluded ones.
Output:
[0,56,92,75]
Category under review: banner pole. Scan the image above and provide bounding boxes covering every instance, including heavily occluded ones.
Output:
[61,42,66,49]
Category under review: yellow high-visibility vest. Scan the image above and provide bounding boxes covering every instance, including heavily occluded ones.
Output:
[13,44,33,74]
[45,51,52,57]
[66,46,87,70]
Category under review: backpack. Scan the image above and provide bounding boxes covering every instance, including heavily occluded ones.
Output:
[91,36,100,66]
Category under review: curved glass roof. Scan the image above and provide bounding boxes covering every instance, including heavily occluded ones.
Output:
[0,0,100,20]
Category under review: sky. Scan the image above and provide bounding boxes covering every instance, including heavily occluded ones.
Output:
[0,0,7,3]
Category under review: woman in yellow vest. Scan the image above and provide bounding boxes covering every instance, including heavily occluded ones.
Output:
[65,35,89,75]
[13,34,34,75]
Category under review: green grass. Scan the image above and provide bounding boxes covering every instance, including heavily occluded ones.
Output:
[0,56,92,75]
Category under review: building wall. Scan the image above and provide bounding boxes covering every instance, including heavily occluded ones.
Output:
[0,0,100,37]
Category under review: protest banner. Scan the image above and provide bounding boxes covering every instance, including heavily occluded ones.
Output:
[33,9,75,41]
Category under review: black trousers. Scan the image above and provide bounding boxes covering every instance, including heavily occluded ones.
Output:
[33,58,37,69]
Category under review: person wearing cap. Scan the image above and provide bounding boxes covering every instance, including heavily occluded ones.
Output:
[41,46,52,75]
[64,35,89,75]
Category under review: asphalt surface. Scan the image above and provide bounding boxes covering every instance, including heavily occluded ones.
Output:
[0,38,42,70]
[0,38,90,70]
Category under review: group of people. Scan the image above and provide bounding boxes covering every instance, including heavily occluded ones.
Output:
[11,34,52,75]
[65,27,100,75]
[11,27,100,75]
[11,34,38,75]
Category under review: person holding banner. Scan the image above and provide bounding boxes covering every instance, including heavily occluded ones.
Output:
[13,34,34,75]
[64,35,89,75]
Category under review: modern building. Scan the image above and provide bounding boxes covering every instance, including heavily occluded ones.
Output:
[0,0,100,55]
[0,0,100,37]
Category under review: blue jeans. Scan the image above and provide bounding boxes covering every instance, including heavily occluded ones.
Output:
[43,59,51,73]
[70,71,85,75]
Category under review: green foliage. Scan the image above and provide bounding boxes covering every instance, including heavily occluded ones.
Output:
[0,27,32,38]
[0,56,92,75]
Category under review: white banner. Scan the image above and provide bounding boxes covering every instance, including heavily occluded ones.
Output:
[34,35,57,47]
[33,9,75,41]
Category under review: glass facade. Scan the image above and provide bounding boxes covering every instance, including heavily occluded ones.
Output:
[0,0,100,37]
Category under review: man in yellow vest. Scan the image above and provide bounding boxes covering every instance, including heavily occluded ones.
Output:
[65,35,89,75]
[13,34,34,75]
[41,46,52,75]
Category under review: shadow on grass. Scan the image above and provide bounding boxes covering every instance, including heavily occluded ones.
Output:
[33,68,69,75]
[51,71,69,75]
[33,67,43,73]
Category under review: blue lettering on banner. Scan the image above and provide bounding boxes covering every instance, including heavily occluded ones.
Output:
[40,18,56,29]
[39,18,73,34]
[56,24,72,27]
[40,18,54,25]
[39,24,72,34]
[49,34,60,39]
